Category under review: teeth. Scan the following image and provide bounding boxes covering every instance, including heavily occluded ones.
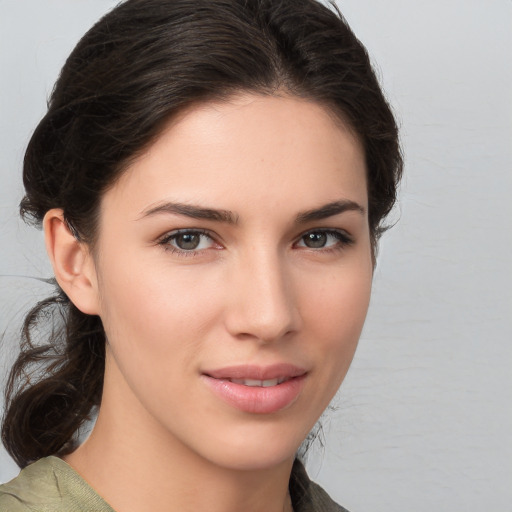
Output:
[230,377,287,387]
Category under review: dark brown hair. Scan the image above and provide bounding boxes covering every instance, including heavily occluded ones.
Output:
[2,0,402,468]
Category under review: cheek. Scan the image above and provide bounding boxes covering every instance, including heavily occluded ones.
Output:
[96,264,209,419]
[298,257,372,383]
[97,257,222,365]
[302,258,372,335]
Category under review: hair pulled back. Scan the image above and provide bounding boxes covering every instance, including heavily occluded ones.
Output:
[2,0,402,468]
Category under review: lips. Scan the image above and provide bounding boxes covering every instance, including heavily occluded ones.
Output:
[204,364,306,381]
[201,364,307,414]
[229,377,289,387]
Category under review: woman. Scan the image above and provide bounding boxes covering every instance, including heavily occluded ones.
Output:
[0,0,402,510]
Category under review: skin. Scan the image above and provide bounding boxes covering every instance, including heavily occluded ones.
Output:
[44,93,373,512]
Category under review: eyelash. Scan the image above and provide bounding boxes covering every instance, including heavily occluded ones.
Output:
[158,229,216,257]
[157,228,354,257]
[295,229,354,252]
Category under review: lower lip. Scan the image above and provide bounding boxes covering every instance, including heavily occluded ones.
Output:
[201,374,306,414]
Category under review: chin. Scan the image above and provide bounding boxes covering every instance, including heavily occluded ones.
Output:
[209,447,296,473]
[193,420,309,472]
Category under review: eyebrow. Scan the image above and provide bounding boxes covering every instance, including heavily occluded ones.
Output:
[139,202,239,224]
[295,200,365,224]
[138,199,365,225]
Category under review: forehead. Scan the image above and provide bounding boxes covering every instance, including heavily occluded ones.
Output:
[102,94,367,219]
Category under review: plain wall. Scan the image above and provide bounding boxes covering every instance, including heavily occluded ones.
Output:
[1,1,511,510]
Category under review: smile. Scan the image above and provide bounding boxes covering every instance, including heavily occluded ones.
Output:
[228,377,289,387]
[201,364,307,414]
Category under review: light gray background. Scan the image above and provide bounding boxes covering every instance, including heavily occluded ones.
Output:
[1,1,511,511]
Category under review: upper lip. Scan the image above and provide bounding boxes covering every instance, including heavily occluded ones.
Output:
[203,364,307,381]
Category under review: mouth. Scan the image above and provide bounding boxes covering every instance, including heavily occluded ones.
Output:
[227,377,290,387]
[201,364,307,414]
[203,363,306,381]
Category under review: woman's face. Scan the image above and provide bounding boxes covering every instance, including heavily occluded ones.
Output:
[91,94,372,470]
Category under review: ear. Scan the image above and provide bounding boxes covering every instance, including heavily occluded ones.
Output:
[43,209,100,315]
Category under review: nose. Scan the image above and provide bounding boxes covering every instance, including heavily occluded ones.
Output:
[224,248,301,343]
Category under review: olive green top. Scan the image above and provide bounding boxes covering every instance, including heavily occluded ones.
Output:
[0,456,114,511]
[0,456,348,511]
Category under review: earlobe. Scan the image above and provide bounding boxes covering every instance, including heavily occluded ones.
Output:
[43,209,100,315]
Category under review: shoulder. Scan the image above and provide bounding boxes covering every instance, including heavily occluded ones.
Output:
[290,459,351,512]
[0,456,114,512]
[0,490,31,512]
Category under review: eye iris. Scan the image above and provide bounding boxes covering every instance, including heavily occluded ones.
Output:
[304,232,327,248]
[176,233,200,250]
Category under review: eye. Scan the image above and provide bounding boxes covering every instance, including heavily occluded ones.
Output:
[159,229,217,253]
[295,229,353,250]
